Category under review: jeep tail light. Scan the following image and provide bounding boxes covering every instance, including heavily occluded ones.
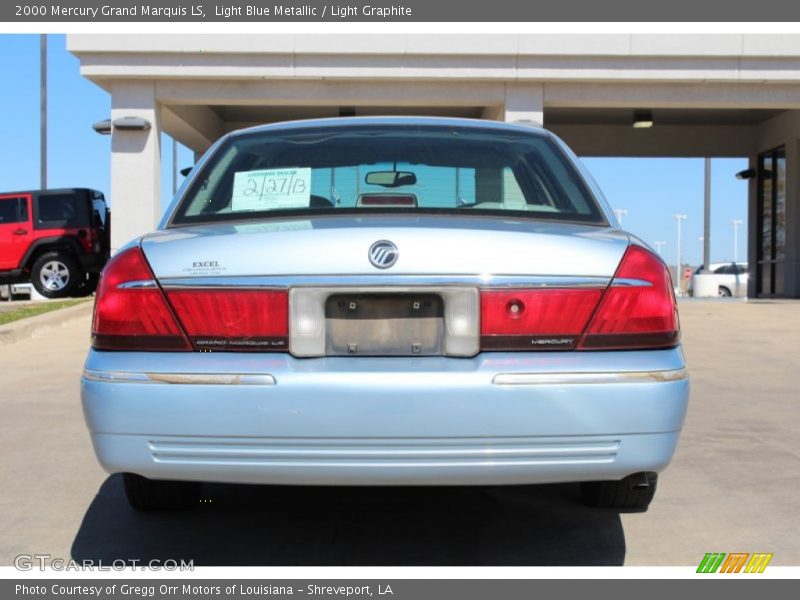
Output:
[166,290,288,352]
[92,247,190,351]
[578,245,679,350]
[480,288,604,351]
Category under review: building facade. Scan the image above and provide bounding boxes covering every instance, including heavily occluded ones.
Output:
[69,34,800,297]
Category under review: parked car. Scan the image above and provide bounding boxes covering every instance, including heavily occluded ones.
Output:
[0,188,110,298]
[82,118,689,512]
[689,262,749,297]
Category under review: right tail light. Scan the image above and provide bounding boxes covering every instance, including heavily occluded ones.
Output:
[577,244,679,350]
[480,244,679,352]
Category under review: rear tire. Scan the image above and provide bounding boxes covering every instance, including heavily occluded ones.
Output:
[30,252,82,298]
[718,286,732,297]
[580,472,658,511]
[122,473,201,511]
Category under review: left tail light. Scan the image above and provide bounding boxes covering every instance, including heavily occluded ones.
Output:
[92,247,191,351]
[166,289,288,352]
[92,247,290,353]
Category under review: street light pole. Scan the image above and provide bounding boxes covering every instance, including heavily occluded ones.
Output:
[654,241,666,256]
[40,34,47,190]
[673,214,687,278]
[172,137,178,195]
[731,219,743,262]
[613,208,628,226]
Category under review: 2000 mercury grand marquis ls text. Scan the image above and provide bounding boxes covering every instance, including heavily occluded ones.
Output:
[81,117,689,511]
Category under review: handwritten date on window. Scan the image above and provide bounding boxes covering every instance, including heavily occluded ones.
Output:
[231,168,311,211]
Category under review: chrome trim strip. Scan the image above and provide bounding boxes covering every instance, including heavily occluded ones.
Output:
[159,274,610,290]
[82,369,276,386]
[117,279,157,289]
[611,278,652,288]
[82,370,150,383]
[492,368,688,386]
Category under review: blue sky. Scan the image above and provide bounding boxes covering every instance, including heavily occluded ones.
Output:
[0,34,749,267]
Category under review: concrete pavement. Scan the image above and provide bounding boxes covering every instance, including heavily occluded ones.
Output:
[0,299,798,566]
[622,299,800,565]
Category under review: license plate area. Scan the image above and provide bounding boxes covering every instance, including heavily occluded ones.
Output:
[325,293,443,356]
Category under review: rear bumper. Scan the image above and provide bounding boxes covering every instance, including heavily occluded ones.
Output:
[81,347,689,486]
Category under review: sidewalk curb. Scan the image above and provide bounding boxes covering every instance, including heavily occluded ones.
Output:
[0,301,93,345]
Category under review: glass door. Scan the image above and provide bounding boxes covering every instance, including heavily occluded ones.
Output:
[757,147,786,297]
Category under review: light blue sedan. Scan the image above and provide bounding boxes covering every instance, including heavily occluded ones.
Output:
[82,117,688,511]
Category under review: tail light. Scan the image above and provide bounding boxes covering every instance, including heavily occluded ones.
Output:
[481,289,603,350]
[92,247,190,351]
[480,244,679,352]
[92,246,288,352]
[166,290,288,352]
[578,245,679,350]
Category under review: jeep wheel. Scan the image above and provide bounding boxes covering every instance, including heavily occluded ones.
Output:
[580,472,658,511]
[31,252,82,298]
[123,473,201,511]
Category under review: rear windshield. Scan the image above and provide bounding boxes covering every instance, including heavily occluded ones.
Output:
[170,124,605,226]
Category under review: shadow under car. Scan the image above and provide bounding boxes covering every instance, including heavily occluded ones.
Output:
[71,474,626,566]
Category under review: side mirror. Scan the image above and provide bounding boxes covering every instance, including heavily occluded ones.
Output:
[365,171,417,188]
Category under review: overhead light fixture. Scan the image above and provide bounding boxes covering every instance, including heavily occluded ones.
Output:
[513,119,543,128]
[735,168,757,180]
[92,118,111,135]
[111,116,151,131]
[633,110,654,129]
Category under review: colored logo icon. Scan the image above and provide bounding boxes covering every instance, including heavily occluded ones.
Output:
[697,552,773,573]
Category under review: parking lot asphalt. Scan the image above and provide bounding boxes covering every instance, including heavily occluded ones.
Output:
[0,299,798,566]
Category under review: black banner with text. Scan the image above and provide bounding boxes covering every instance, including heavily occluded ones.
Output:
[4,0,800,22]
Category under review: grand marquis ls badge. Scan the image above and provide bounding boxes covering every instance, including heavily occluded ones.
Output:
[368,240,399,269]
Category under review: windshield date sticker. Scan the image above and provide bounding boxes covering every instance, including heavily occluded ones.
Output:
[232,167,311,211]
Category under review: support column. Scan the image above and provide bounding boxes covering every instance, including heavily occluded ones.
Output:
[482,82,544,126]
[109,81,161,254]
[703,158,711,272]
[503,82,544,126]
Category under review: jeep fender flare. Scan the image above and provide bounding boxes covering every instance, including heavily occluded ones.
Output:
[21,236,84,271]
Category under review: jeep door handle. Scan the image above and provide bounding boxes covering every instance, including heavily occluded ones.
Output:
[13,228,28,235]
